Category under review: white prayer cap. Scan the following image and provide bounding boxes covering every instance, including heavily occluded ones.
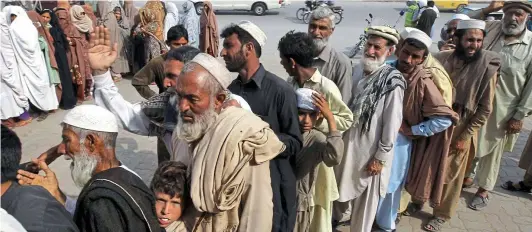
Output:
[236,20,267,47]
[190,53,233,90]
[400,27,424,39]
[296,88,318,111]
[451,14,470,20]
[62,105,118,133]
[406,29,433,49]
[457,19,486,30]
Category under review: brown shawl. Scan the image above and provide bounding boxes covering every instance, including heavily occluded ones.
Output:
[27,11,58,70]
[433,50,501,118]
[401,65,459,206]
[200,1,219,57]
[139,0,166,41]
[81,5,97,28]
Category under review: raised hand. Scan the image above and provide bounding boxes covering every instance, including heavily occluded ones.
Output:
[17,159,65,204]
[88,26,118,73]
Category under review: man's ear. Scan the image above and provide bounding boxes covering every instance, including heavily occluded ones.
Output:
[214,93,228,111]
[387,45,396,57]
[84,134,104,153]
[289,57,297,69]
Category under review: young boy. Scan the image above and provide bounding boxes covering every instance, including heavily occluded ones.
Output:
[294,88,344,232]
[150,161,188,232]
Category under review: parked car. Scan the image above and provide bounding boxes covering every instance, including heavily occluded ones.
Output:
[434,0,468,12]
[190,0,287,16]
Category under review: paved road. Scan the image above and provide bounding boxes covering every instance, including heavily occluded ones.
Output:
[13,1,532,231]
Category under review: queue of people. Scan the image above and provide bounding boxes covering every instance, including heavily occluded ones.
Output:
[1,1,531,232]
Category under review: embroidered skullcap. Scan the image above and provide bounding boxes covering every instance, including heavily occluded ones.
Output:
[451,14,470,20]
[296,88,318,111]
[503,1,532,13]
[367,26,400,45]
[190,53,232,90]
[406,29,433,49]
[457,19,486,30]
[236,20,267,47]
[62,105,118,133]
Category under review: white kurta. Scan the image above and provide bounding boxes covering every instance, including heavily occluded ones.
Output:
[0,12,28,119]
[6,6,57,111]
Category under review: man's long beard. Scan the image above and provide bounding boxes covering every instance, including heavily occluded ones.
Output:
[502,19,527,36]
[70,151,99,188]
[455,43,483,63]
[361,53,386,74]
[313,37,329,52]
[176,101,218,143]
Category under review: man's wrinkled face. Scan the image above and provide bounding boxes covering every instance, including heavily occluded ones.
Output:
[397,43,426,74]
[298,109,319,133]
[502,8,529,36]
[445,19,460,41]
[167,37,189,50]
[155,192,182,228]
[40,12,51,25]
[308,18,333,51]
[175,68,220,142]
[458,29,484,58]
[164,60,185,88]
[362,35,392,73]
[59,127,99,188]
[220,34,247,72]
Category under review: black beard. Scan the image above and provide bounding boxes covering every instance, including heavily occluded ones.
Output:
[455,43,482,63]
[226,49,247,72]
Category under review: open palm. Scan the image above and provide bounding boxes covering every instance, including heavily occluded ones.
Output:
[88,26,118,71]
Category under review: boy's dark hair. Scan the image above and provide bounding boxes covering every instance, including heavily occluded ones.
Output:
[221,24,262,58]
[165,46,201,63]
[403,38,429,56]
[167,25,189,43]
[278,30,317,68]
[150,161,188,198]
[427,1,435,7]
[1,125,22,183]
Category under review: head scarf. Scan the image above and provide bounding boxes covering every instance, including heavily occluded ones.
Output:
[41,9,69,51]
[96,0,120,18]
[122,0,139,25]
[70,5,93,33]
[55,8,78,37]
[200,1,219,56]
[140,0,166,40]
[27,11,58,69]
[164,2,179,41]
[181,1,200,47]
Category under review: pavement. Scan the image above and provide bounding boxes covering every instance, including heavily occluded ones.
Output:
[11,1,532,232]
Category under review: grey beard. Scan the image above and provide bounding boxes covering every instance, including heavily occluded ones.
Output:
[176,101,218,143]
[361,54,386,74]
[313,37,329,52]
[70,151,99,188]
[502,20,527,36]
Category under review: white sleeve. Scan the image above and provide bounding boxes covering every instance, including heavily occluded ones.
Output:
[93,71,152,136]
[65,196,77,216]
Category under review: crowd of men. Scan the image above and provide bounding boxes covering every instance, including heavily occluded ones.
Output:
[1,1,532,232]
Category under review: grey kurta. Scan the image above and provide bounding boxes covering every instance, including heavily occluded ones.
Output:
[313,44,353,104]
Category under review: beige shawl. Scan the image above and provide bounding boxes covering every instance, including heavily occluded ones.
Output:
[70,5,93,33]
[189,106,285,213]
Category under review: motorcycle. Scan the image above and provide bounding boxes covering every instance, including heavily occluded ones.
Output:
[297,0,343,25]
[347,11,404,58]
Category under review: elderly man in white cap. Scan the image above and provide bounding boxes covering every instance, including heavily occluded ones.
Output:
[375,30,458,232]
[307,6,352,104]
[173,53,285,232]
[412,19,500,231]
[293,88,344,232]
[333,26,405,232]
[220,20,303,232]
[465,1,532,210]
[438,13,470,51]
[17,104,160,232]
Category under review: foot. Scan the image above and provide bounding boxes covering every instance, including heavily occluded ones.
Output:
[15,117,33,127]
[468,192,489,211]
[423,217,446,232]
[501,181,532,193]
[403,202,423,216]
[36,113,49,122]
[2,119,16,128]
[463,177,474,188]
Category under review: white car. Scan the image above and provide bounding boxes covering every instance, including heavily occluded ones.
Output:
[190,0,288,16]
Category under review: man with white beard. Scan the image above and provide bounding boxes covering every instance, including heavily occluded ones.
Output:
[308,6,353,103]
[174,53,285,231]
[17,105,160,232]
[464,0,532,211]
[333,26,405,232]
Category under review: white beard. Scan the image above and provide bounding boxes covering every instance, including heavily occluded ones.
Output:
[360,53,387,74]
[70,151,99,188]
[176,102,218,143]
[313,37,329,52]
[502,19,527,36]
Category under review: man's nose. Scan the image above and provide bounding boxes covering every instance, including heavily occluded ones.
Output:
[57,143,66,154]
[220,48,227,57]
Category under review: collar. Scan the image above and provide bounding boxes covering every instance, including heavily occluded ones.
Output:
[309,69,322,83]
[235,64,266,89]
[505,29,531,46]
[316,43,332,61]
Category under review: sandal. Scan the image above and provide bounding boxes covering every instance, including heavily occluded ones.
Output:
[468,194,489,211]
[424,217,446,232]
[36,113,49,122]
[501,181,532,193]
[462,177,474,188]
[403,202,423,216]
[395,213,402,224]
[15,117,33,127]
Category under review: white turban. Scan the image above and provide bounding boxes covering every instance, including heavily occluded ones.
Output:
[62,105,118,133]
[236,20,267,47]
[457,19,486,30]
[190,53,233,90]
